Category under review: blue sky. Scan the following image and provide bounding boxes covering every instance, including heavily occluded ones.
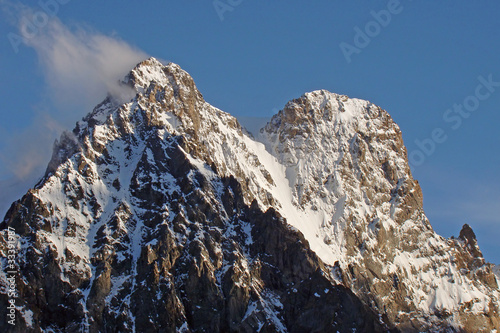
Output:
[0,1,499,263]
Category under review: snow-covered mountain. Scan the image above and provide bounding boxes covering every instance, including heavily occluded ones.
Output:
[1,58,499,332]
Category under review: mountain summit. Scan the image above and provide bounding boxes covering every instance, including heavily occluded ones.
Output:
[1,58,499,332]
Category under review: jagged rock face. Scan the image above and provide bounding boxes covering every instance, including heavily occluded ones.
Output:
[261,91,500,331]
[0,59,386,333]
[0,58,498,332]
[494,265,500,287]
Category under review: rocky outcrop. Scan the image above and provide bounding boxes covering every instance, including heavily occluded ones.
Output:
[0,58,498,332]
[261,90,500,332]
[0,149,388,332]
[493,265,500,291]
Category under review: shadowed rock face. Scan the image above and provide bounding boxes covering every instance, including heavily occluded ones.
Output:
[459,224,481,257]
[0,58,498,332]
[0,148,387,332]
[262,90,499,331]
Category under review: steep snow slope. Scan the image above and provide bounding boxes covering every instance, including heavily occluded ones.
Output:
[0,57,498,332]
[0,58,386,332]
[258,90,500,330]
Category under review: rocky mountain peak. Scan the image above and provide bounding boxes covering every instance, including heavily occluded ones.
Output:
[125,57,192,92]
[1,59,499,332]
[459,223,478,245]
[493,265,500,285]
[266,90,353,134]
[45,130,81,178]
[459,223,483,258]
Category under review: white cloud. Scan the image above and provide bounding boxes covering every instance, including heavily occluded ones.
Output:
[0,5,149,219]
[20,13,148,110]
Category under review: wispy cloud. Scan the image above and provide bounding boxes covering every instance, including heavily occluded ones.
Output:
[0,113,65,179]
[0,3,149,218]
[19,10,148,109]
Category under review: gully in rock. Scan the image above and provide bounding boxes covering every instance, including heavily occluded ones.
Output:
[0,58,498,332]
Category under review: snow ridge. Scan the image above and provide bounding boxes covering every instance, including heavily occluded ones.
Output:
[1,57,498,332]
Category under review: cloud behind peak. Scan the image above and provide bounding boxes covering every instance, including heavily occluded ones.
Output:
[0,4,149,219]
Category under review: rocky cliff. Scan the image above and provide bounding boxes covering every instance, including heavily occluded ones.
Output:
[0,58,498,332]
[493,265,500,286]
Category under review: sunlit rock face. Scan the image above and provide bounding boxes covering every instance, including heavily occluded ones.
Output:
[1,58,498,332]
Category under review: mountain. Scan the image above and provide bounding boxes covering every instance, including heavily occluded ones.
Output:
[1,58,499,332]
[494,265,500,284]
